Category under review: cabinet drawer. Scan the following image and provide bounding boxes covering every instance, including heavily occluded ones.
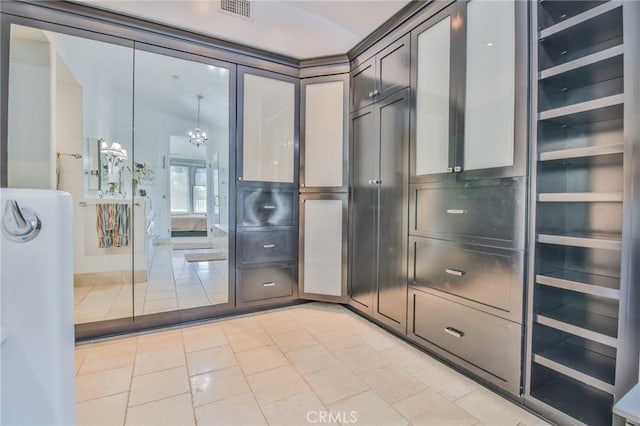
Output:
[237,265,294,303]
[409,289,521,387]
[238,229,296,264]
[238,189,296,227]
[410,238,523,318]
[410,180,525,248]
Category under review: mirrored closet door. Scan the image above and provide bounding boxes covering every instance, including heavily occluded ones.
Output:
[5,23,234,335]
[132,47,232,318]
[7,25,136,326]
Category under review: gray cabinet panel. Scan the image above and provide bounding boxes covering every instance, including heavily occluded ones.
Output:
[238,188,296,227]
[351,35,410,113]
[237,228,296,264]
[410,178,525,249]
[351,58,376,111]
[377,90,409,330]
[349,106,378,313]
[408,289,521,394]
[237,264,294,303]
[409,237,523,321]
[377,34,410,100]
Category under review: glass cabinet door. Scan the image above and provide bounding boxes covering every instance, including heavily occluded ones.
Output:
[301,76,347,191]
[463,0,515,171]
[413,12,455,178]
[239,68,298,185]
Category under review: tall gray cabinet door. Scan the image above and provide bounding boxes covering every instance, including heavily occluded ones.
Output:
[375,89,409,332]
[349,106,378,314]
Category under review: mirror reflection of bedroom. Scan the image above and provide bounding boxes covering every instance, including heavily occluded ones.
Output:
[169,134,229,307]
[6,25,231,326]
[130,50,231,317]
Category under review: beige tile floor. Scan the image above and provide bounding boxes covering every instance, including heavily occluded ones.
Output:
[75,302,549,426]
[74,243,229,324]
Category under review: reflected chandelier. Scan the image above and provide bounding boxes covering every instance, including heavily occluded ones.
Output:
[188,94,208,148]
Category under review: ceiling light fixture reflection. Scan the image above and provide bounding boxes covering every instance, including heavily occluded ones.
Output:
[188,94,208,148]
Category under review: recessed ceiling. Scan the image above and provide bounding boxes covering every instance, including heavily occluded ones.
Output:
[78,0,412,59]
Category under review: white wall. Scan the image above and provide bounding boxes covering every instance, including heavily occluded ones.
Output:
[7,37,52,189]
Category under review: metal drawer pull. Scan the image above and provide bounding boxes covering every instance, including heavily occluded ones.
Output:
[263,244,276,249]
[368,180,381,185]
[446,209,466,214]
[445,268,465,277]
[444,327,464,338]
[263,282,276,287]
[263,205,276,210]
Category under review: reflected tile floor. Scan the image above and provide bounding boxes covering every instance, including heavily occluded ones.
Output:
[74,244,229,324]
[76,303,549,426]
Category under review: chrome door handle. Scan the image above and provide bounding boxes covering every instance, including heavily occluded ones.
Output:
[444,327,464,338]
[446,209,466,215]
[445,268,465,277]
[263,244,276,249]
[2,200,41,243]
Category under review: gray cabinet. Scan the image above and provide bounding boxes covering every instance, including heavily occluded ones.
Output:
[410,0,527,182]
[298,193,348,303]
[237,264,295,304]
[236,67,299,307]
[351,35,410,111]
[237,66,299,187]
[349,106,377,313]
[298,74,350,303]
[237,188,297,227]
[407,289,522,395]
[300,75,349,192]
[349,88,409,333]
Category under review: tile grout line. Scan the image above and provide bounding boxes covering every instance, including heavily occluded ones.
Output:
[178,329,199,426]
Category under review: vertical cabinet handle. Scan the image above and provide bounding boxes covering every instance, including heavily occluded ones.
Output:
[444,327,464,338]
[445,268,465,277]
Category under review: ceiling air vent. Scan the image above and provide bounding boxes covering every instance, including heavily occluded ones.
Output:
[219,0,252,20]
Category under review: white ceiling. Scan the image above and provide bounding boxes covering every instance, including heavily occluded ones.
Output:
[79,0,412,59]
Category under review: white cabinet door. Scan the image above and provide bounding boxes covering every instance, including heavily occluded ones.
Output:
[240,69,297,184]
[299,194,347,302]
[301,76,348,191]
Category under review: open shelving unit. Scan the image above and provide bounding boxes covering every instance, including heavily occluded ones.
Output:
[526,1,637,424]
